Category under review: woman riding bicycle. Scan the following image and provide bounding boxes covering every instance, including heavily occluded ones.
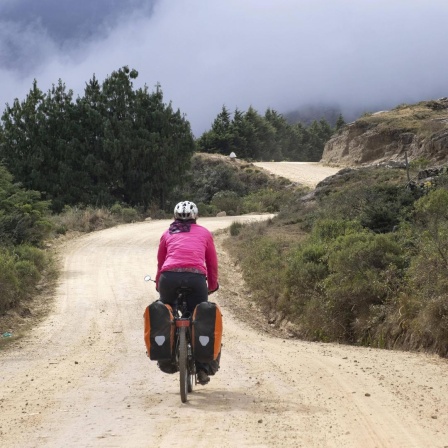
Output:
[155,200,219,385]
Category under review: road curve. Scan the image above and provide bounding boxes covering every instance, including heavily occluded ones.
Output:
[252,161,341,187]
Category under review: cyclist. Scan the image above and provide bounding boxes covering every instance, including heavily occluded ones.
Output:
[155,200,219,385]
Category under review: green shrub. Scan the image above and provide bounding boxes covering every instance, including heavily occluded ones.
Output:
[0,250,20,313]
[0,165,53,246]
[358,185,418,233]
[0,244,50,313]
[14,245,47,271]
[229,221,245,236]
[409,189,448,297]
[416,296,448,357]
[14,260,41,292]
[239,236,285,308]
[283,242,329,317]
[187,158,248,203]
[211,191,242,215]
[242,188,294,214]
[110,203,123,215]
[287,243,328,284]
[317,182,418,234]
[323,232,406,340]
[311,219,362,242]
[225,223,287,309]
[409,157,431,171]
[196,202,218,217]
[56,225,67,235]
[121,207,138,223]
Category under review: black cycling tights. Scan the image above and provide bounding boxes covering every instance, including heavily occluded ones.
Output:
[158,271,208,314]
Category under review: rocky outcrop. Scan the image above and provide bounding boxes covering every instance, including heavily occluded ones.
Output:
[321,99,448,166]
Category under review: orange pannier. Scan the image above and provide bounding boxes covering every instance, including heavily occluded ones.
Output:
[192,302,223,363]
[143,301,175,360]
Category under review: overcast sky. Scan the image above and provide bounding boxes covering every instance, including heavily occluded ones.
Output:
[1,0,448,135]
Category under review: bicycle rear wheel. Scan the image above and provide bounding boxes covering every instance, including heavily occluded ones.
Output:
[179,327,188,403]
[187,346,195,393]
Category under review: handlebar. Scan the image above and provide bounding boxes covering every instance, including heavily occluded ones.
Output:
[144,275,155,283]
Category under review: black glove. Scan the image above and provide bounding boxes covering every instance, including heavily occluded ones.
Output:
[208,283,219,295]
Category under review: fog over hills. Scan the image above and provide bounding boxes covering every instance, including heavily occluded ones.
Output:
[1,0,447,135]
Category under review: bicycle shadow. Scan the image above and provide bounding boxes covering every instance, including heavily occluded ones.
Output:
[174,387,323,415]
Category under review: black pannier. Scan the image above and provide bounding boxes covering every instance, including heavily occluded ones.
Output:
[143,301,175,360]
[192,302,223,363]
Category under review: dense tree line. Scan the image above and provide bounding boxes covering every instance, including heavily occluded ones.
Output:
[0,67,195,212]
[0,67,344,213]
[197,105,344,161]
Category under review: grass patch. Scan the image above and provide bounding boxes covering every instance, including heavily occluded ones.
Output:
[51,205,145,234]
[356,101,448,135]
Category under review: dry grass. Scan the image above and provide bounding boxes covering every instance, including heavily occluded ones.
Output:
[358,102,448,135]
[51,205,143,235]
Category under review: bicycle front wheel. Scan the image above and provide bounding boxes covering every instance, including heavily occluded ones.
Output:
[179,327,188,403]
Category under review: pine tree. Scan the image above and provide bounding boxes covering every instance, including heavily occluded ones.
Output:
[0,80,45,189]
[197,106,232,155]
[230,108,248,158]
[335,113,346,131]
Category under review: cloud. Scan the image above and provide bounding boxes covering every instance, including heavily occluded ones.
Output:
[1,0,448,135]
[0,0,154,44]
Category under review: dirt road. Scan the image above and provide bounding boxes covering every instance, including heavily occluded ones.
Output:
[252,162,341,187]
[1,164,447,447]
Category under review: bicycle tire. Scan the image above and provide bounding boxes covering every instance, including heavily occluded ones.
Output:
[187,344,195,393]
[179,327,188,403]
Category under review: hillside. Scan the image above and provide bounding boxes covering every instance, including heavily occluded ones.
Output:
[225,160,448,358]
[321,98,448,166]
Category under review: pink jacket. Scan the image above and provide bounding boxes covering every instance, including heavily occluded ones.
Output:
[156,223,219,292]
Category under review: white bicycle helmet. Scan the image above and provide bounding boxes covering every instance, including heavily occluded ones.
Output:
[174,201,198,220]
